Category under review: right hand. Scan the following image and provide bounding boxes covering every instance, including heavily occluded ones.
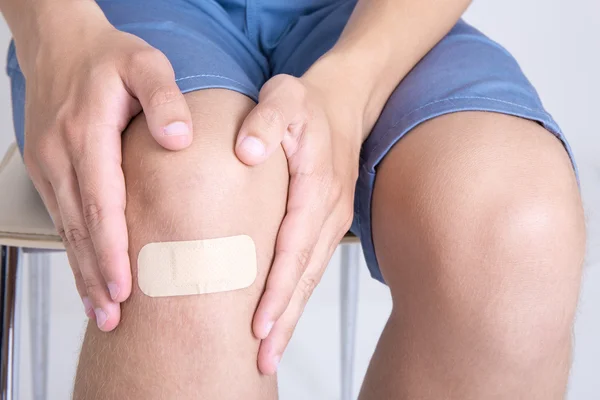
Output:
[19,4,193,331]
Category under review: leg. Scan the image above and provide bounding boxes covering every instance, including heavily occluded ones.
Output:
[28,252,51,400]
[360,112,585,399]
[73,90,288,399]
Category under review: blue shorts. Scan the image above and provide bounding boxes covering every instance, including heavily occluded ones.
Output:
[6,0,575,283]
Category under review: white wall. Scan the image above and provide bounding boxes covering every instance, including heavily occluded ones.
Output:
[1,0,598,398]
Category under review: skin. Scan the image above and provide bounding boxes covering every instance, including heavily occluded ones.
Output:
[363,112,584,399]
[74,89,285,399]
[1,0,586,398]
[2,0,195,330]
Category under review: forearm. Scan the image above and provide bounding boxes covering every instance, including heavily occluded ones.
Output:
[0,0,107,74]
[306,0,471,136]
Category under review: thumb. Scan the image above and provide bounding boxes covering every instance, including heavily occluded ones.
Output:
[126,50,193,151]
[236,75,307,165]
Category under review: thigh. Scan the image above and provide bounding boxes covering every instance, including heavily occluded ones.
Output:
[73,89,287,399]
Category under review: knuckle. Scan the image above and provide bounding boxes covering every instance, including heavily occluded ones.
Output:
[56,225,68,244]
[266,73,292,89]
[82,202,104,232]
[146,84,182,109]
[60,118,80,140]
[257,104,284,127]
[327,179,343,206]
[264,74,306,99]
[33,135,55,163]
[293,248,312,276]
[277,74,302,91]
[298,275,319,303]
[82,276,103,296]
[64,225,91,251]
[58,121,85,159]
[129,47,164,69]
[290,77,308,99]
[128,48,174,80]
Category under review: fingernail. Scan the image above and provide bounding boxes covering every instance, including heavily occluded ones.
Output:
[163,121,190,136]
[82,297,93,317]
[107,282,120,301]
[95,308,108,329]
[239,136,265,157]
[273,355,281,372]
[265,320,274,337]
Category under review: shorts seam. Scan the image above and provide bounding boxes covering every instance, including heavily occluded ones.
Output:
[370,96,551,155]
[175,73,257,93]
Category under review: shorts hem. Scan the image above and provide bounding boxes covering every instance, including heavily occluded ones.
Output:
[176,75,259,102]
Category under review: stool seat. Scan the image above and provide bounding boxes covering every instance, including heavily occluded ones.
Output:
[0,144,62,250]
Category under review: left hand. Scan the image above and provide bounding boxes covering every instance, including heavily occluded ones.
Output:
[235,71,364,375]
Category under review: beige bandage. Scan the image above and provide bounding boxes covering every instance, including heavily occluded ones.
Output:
[137,235,257,297]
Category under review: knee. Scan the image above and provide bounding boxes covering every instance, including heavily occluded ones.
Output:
[122,103,288,234]
[379,113,586,368]
[74,91,284,398]
[395,113,585,271]
[432,151,583,369]
[438,190,585,368]
[119,89,288,314]
[121,91,288,250]
[431,160,585,275]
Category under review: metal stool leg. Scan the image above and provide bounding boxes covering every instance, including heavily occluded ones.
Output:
[340,243,360,400]
[12,255,22,400]
[29,253,50,400]
[1,246,22,400]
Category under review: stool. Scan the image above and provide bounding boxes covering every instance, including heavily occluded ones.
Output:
[0,143,362,400]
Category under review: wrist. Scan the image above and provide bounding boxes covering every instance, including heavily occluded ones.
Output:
[13,1,109,78]
[301,51,376,144]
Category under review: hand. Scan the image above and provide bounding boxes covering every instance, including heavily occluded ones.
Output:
[235,70,363,374]
[22,3,193,331]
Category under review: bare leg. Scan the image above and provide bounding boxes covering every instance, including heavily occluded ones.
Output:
[360,112,585,399]
[73,90,288,399]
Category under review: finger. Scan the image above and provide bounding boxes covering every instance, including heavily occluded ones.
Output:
[125,49,193,151]
[236,75,307,166]
[253,175,329,339]
[257,284,309,375]
[32,177,92,317]
[52,171,121,332]
[74,132,131,304]
[257,215,345,375]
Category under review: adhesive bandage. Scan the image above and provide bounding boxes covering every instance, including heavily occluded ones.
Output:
[137,235,257,297]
